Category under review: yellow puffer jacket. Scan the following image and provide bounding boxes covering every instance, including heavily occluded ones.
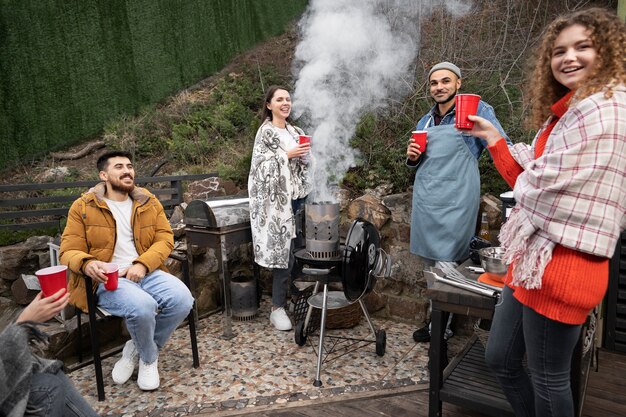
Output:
[60,183,173,313]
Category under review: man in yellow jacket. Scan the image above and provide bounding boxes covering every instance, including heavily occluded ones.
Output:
[60,150,193,391]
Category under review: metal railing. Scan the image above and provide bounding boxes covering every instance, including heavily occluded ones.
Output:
[0,173,218,231]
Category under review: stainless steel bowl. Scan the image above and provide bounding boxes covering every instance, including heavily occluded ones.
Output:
[478,247,508,275]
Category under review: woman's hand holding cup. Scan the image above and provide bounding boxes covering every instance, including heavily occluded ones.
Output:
[287,143,311,159]
[467,115,502,146]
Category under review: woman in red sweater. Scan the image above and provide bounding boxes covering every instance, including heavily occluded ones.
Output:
[468,8,626,417]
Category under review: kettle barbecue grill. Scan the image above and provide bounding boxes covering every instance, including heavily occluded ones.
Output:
[294,204,391,387]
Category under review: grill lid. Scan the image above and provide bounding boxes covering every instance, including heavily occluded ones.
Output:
[342,219,384,302]
[185,197,250,228]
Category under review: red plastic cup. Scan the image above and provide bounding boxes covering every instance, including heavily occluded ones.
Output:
[455,94,481,130]
[298,135,311,145]
[103,263,119,291]
[35,265,68,297]
[411,130,428,153]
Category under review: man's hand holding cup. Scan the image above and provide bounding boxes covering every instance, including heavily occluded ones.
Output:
[407,130,428,161]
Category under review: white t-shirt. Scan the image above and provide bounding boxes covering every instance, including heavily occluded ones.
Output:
[276,126,298,151]
[104,197,139,270]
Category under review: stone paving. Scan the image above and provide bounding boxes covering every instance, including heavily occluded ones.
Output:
[69,298,468,416]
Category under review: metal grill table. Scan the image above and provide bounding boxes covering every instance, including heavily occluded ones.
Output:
[185,197,259,339]
[426,259,594,417]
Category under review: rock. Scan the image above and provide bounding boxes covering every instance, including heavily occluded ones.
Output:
[194,279,220,314]
[37,166,70,182]
[192,250,219,276]
[382,192,412,225]
[335,189,352,212]
[346,194,391,230]
[363,181,394,199]
[169,205,185,225]
[11,275,39,305]
[25,235,54,251]
[386,294,430,322]
[171,223,186,239]
[363,291,386,313]
[376,245,425,296]
[164,257,183,277]
[0,245,36,281]
[36,252,51,268]
[184,177,242,203]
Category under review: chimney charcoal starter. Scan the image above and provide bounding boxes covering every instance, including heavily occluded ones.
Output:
[305,202,340,260]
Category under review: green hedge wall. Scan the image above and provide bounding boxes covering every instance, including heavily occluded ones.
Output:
[0,0,307,170]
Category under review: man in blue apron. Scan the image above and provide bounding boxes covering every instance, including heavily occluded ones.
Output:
[406,62,510,343]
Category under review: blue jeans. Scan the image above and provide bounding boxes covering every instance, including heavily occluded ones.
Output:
[485,285,582,417]
[96,269,194,364]
[27,370,99,417]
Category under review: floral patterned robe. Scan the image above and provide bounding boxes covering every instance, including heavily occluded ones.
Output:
[248,119,313,269]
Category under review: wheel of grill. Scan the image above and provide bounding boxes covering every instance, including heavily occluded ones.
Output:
[376,329,386,356]
[295,320,307,346]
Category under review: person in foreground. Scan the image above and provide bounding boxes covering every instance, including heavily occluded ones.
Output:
[406,61,510,343]
[60,150,194,391]
[0,289,100,417]
[469,8,626,417]
[248,85,313,331]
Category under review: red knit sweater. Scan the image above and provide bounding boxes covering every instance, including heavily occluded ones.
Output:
[488,93,608,325]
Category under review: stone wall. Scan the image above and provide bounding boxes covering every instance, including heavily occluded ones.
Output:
[0,177,504,360]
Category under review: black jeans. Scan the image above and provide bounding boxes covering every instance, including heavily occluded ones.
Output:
[271,197,306,308]
[485,285,582,417]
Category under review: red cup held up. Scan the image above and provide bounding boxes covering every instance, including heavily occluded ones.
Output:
[35,265,68,297]
[455,94,481,130]
[411,130,428,153]
[103,263,119,291]
[298,135,311,145]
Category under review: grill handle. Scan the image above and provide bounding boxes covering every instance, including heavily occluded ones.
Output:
[302,267,333,276]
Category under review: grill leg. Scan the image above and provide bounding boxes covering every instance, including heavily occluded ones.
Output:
[219,234,235,340]
[314,283,329,387]
[359,299,377,337]
[303,282,320,331]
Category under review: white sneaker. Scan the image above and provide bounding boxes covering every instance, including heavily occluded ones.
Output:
[112,340,138,384]
[137,358,160,391]
[270,307,292,331]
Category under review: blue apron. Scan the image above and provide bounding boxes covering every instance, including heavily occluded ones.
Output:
[410,124,480,262]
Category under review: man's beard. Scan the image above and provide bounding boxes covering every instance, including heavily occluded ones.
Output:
[109,176,135,194]
[433,88,458,105]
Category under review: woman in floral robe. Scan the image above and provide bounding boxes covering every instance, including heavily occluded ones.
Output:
[248,86,313,330]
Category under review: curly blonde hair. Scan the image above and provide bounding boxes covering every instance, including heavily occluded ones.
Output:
[526,7,626,128]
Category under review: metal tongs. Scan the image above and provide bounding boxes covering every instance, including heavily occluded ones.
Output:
[425,263,501,298]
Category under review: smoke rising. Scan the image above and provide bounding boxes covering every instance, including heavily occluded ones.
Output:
[292,0,471,202]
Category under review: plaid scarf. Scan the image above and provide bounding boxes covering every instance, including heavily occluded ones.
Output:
[500,86,626,289]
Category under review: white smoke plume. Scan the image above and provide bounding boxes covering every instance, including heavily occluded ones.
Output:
[292,0,471,202]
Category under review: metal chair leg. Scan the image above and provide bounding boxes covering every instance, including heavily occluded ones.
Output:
[182,256,200,368]
[174,252,200,368]
[85,276,105,401]
[76,309,83,363]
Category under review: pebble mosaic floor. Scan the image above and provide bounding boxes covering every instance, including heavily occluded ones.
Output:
[69,298,468,416]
